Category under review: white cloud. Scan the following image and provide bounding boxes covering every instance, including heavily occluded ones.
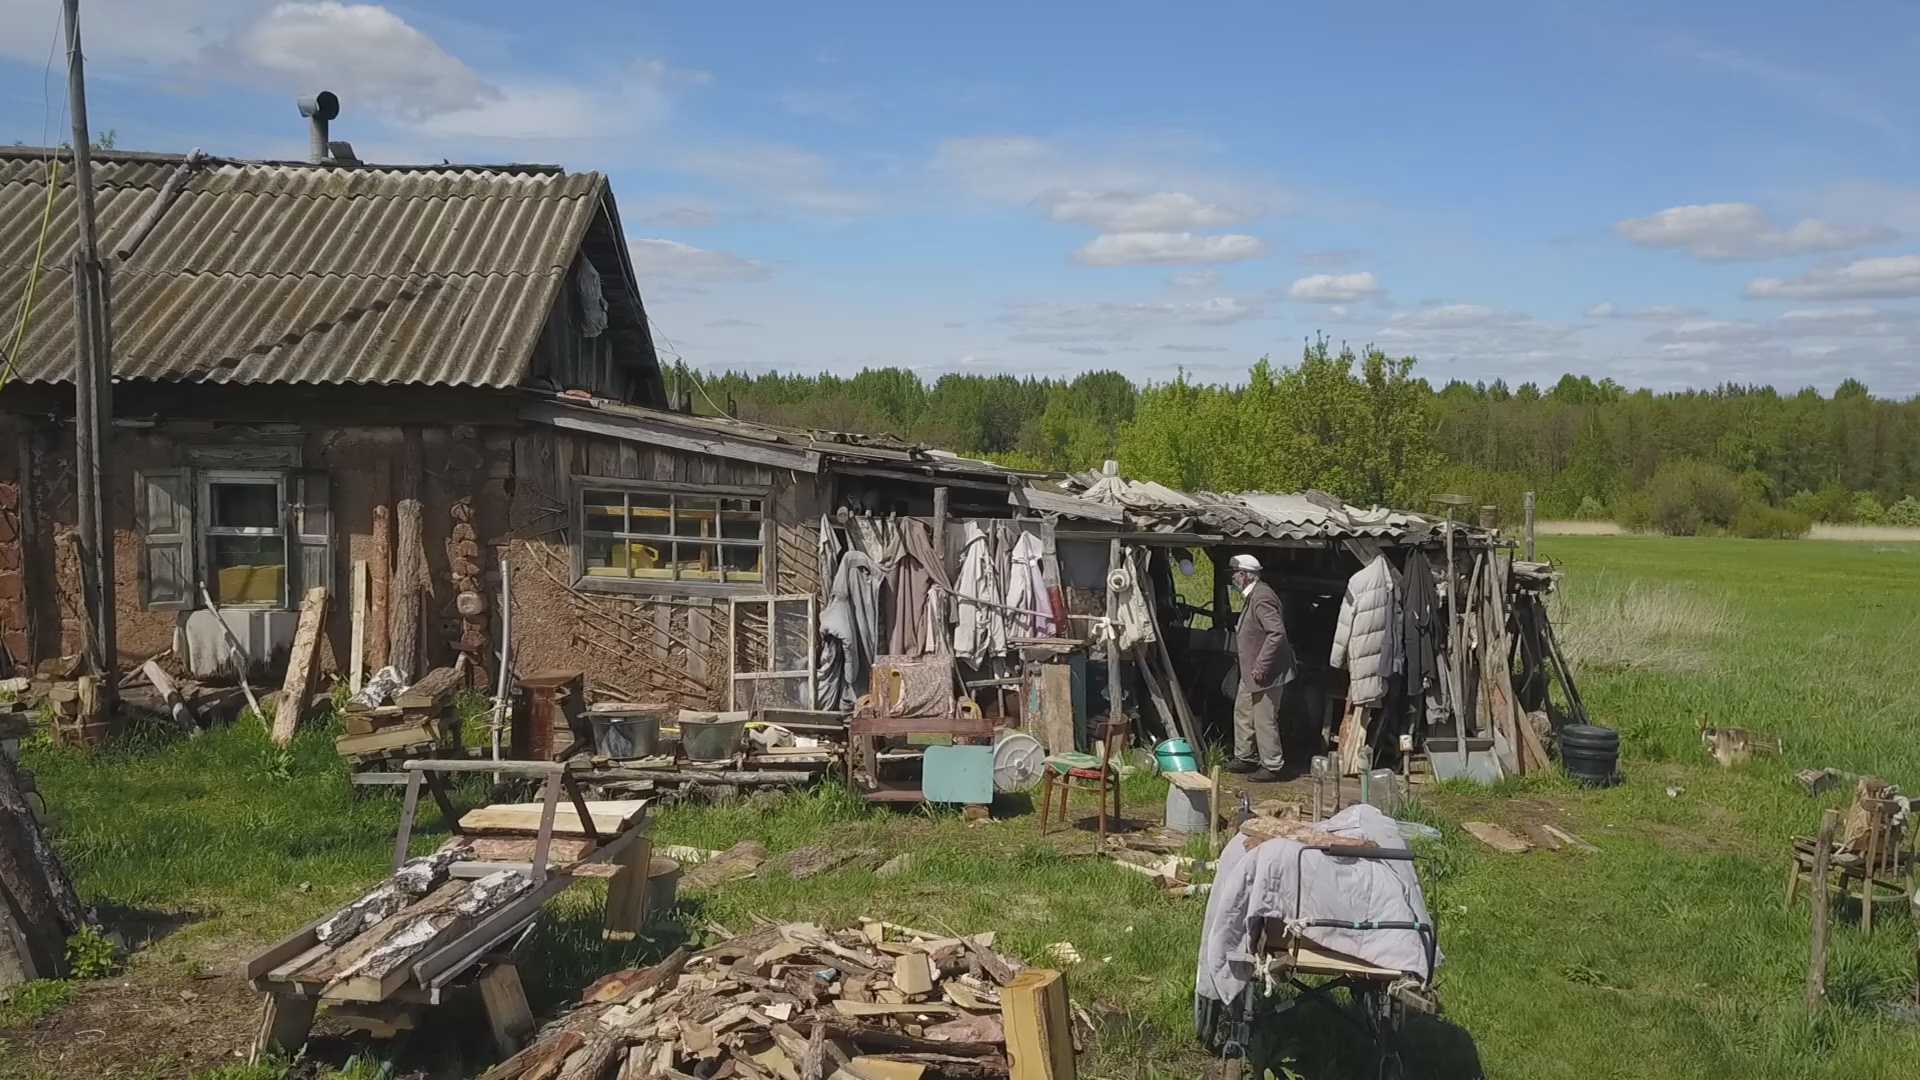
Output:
[1586,302,1706,320]
[1745,256,1920,299]
[1288,271,1380,303]
[1300,248,1365,270]
[1168,270,1221,290]
[1161,343,1230,353]
[929,134,1295,219]
[234,2,498,119]
[1039,190,1245,232]
[1074,232,1267,266]
[673,142,871,217]
[628,239,770,284]
[633,58,714,88]
[1615,202,1892,261]
[1004,295,1267,347]
[1373,304,1582,372]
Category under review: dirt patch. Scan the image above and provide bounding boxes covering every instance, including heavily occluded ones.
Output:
[2,966,262,1078]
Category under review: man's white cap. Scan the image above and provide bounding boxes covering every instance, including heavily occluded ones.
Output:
[1229,553,1262,572]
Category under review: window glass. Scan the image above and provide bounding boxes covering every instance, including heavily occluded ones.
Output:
[210,482,279,529]
[577,485,763,587]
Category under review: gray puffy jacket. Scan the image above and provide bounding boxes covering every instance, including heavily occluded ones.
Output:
[1330,555,1401,706]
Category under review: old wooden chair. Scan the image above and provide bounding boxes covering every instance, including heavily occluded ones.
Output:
[1039,716,1128,845]
[1786,797,1916,934]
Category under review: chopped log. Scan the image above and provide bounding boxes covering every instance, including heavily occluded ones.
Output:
[892,953,934,997]
[398,665,463,708]
[682,840,769,890]
[140,659,198,730]
[478,1028,585,1080]
[370,506,391,671]
[388,427,426,682]
[582,945,692,1005]
[1001,968,1074,1080]
[315,848,466,945]
[271,586,330,745]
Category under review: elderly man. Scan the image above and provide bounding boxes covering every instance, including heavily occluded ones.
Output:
[1227,553,1293,781]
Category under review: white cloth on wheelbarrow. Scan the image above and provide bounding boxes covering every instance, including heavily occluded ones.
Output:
[1195,804,1441,1017]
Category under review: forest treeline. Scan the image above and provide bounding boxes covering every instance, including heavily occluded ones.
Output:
[681,342,1920,533]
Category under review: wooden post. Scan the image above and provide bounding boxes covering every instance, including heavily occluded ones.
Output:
[1805,808,1839,1012]
[1002,967,1075,1080]
[271,586,329,746]
[140,659,196,731]
[369,505,391,672]
[601,834,653,941]
[348,559,368,695]
[388,428,426,682]
[63,0,115,700]
[931,486,949,572]
[1522,490,1536,561]
[251,990,316,1064]
[1208,765,1222,855]
[478,962,535,1057]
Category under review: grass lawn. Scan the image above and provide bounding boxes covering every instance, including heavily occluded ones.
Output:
[4,535,1919,1078]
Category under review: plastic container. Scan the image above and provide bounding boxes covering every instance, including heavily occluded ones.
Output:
[1165,784,1210,834]
[1154,738,1199,773]
[679,711,748,761]
[645,856,682,916]
[1558,723,1621,787]
[587,706,664,759]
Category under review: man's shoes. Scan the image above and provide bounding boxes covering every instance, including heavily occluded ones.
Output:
[1247,768,1283,783]
[1224,760,1258,775]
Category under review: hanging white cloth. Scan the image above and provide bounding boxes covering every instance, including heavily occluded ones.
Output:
[1004,530,1056,639]
[951,521,1008,665]
[1109,547,1157,650]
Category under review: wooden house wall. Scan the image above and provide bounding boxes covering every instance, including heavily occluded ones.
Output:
[504,425,823,711]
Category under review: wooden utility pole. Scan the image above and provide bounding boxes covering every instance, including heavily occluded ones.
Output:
[64,0,115,695]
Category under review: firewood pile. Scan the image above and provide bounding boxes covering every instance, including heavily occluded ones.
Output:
[483,919,1077,1080]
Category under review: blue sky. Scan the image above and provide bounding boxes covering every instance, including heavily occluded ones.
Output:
[5,1,1919,393]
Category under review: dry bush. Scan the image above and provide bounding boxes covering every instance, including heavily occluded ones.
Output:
[1551,574,1737,674]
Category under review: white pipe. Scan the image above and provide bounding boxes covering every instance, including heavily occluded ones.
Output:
[488,551,511,784]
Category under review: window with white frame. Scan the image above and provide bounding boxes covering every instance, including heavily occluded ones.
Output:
[135,465,331,611]
[574,478,767,593]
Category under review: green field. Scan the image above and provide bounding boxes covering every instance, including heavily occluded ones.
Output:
[4,536,1918,1079]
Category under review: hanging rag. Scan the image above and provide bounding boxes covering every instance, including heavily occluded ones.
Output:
[817,514,845,600]
[886,518,952,656]
[1330,554,1402,706]
[1004,529,1056,639]
[951,521,1008,665]
[1106,547,1158,650]
[816,550,882,710]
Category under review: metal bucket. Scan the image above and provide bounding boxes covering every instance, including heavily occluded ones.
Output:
[678,711,747,761]
[587,705,666,759]
[1165,784,1210,834]
[645,856,682,916]
[1154,738,1199,774]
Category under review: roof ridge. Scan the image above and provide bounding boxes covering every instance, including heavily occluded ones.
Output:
[109,268,568,283]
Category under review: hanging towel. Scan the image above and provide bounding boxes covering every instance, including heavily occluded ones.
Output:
[1004,529,1056,639]
[951,521,1008,665]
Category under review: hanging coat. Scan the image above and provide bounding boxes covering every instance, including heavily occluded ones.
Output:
[886,518,952,656]
[1330,554,1401,706]
[951,521,1008,665]
[1003,530,1055,639]
[816,550,882,710]
[1400,550,1441,697]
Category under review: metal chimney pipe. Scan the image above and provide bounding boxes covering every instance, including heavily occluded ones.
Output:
[296,91,340,163]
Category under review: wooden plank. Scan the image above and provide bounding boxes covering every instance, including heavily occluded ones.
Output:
[832,1001,960,1018]
[457,799,649,837]
[1540,824,1598,854]
[1001,968,1075,1080]
[251,990,316,1064]
[521,402,821,473]
[271,586,330,745]
[141,659,197,729]
[1461,821,1532,854]
[1163,770,1211,792]
[348,560,369,695]
[335,721,435,757]
[1805,808,1839,1011]
[1035,663,1074,756]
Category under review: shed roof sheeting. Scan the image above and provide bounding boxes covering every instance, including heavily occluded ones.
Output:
[1056,470,1444,542]
[0,148,606,388]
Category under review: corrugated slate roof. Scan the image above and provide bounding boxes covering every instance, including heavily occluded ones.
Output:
[0,147,613,388]
[1056,470,1447,542]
